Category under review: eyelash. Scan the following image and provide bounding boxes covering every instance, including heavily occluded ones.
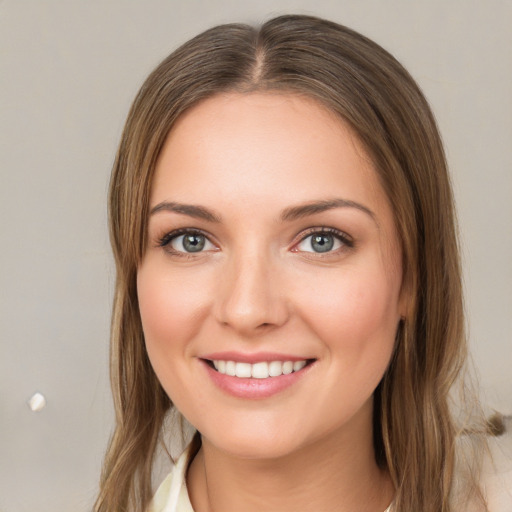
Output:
[294,227,354,254]
[156,228,210,259]
[156,226,354,258]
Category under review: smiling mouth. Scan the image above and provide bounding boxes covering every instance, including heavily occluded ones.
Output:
[204,359,316,379]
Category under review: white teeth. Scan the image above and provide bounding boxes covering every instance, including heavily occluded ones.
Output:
[235,362,252,378]
[268,361,283,377]
[251,362,269,379]
[282,361,293,375]
[293,360,306,372]
[225,360,236,376]
[211,359,309,378]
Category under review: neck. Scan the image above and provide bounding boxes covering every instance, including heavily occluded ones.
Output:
[187,403,394,512]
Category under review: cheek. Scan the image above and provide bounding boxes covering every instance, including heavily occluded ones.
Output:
[136,262,212,365]
[294,261,401,360]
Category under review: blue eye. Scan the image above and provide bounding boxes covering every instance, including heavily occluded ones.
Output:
[296,229,351,253]
[159,230,215,254]
[172,233,206,252]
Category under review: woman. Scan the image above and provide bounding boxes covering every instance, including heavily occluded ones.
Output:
[95,14,508,512]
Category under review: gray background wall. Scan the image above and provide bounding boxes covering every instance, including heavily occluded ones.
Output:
[0,1,510,511]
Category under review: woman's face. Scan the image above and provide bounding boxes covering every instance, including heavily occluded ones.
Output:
[137,92,405,459]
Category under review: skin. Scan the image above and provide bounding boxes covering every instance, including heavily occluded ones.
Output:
[137,92,405,512]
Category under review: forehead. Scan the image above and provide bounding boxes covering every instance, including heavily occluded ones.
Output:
[152,92,385,214]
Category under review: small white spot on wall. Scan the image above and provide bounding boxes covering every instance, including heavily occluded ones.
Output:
[27,392,47,412]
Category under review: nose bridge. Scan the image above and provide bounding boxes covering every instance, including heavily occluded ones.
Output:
[215,240,288,334]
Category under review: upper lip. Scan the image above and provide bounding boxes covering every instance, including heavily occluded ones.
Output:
[201,351,314,364]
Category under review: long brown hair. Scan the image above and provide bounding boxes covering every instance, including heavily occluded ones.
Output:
[96,14,486,512]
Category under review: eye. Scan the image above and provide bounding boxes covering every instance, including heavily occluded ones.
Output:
[158,229,216,255]
[295,228,353,254]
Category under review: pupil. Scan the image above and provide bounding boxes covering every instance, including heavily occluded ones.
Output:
[312,234,333,253]
[183,234,205,252]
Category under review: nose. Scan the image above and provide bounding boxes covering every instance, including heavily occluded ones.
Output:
[213,250,290,336]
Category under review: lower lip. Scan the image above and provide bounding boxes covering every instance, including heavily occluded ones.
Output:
[201,360,313,399]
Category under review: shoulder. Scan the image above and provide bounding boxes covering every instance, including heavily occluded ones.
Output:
[450,417,512,512]
[481,418,512,512]
[147,445,195,512]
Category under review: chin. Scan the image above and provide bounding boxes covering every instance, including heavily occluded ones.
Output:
[210,433,303,461]
[194,414,305,461]
[197,415,344,462]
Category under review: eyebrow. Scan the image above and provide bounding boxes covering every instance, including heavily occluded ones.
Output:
[150,198,375,223]
[280,198,375,222]
[150,201,222,222]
